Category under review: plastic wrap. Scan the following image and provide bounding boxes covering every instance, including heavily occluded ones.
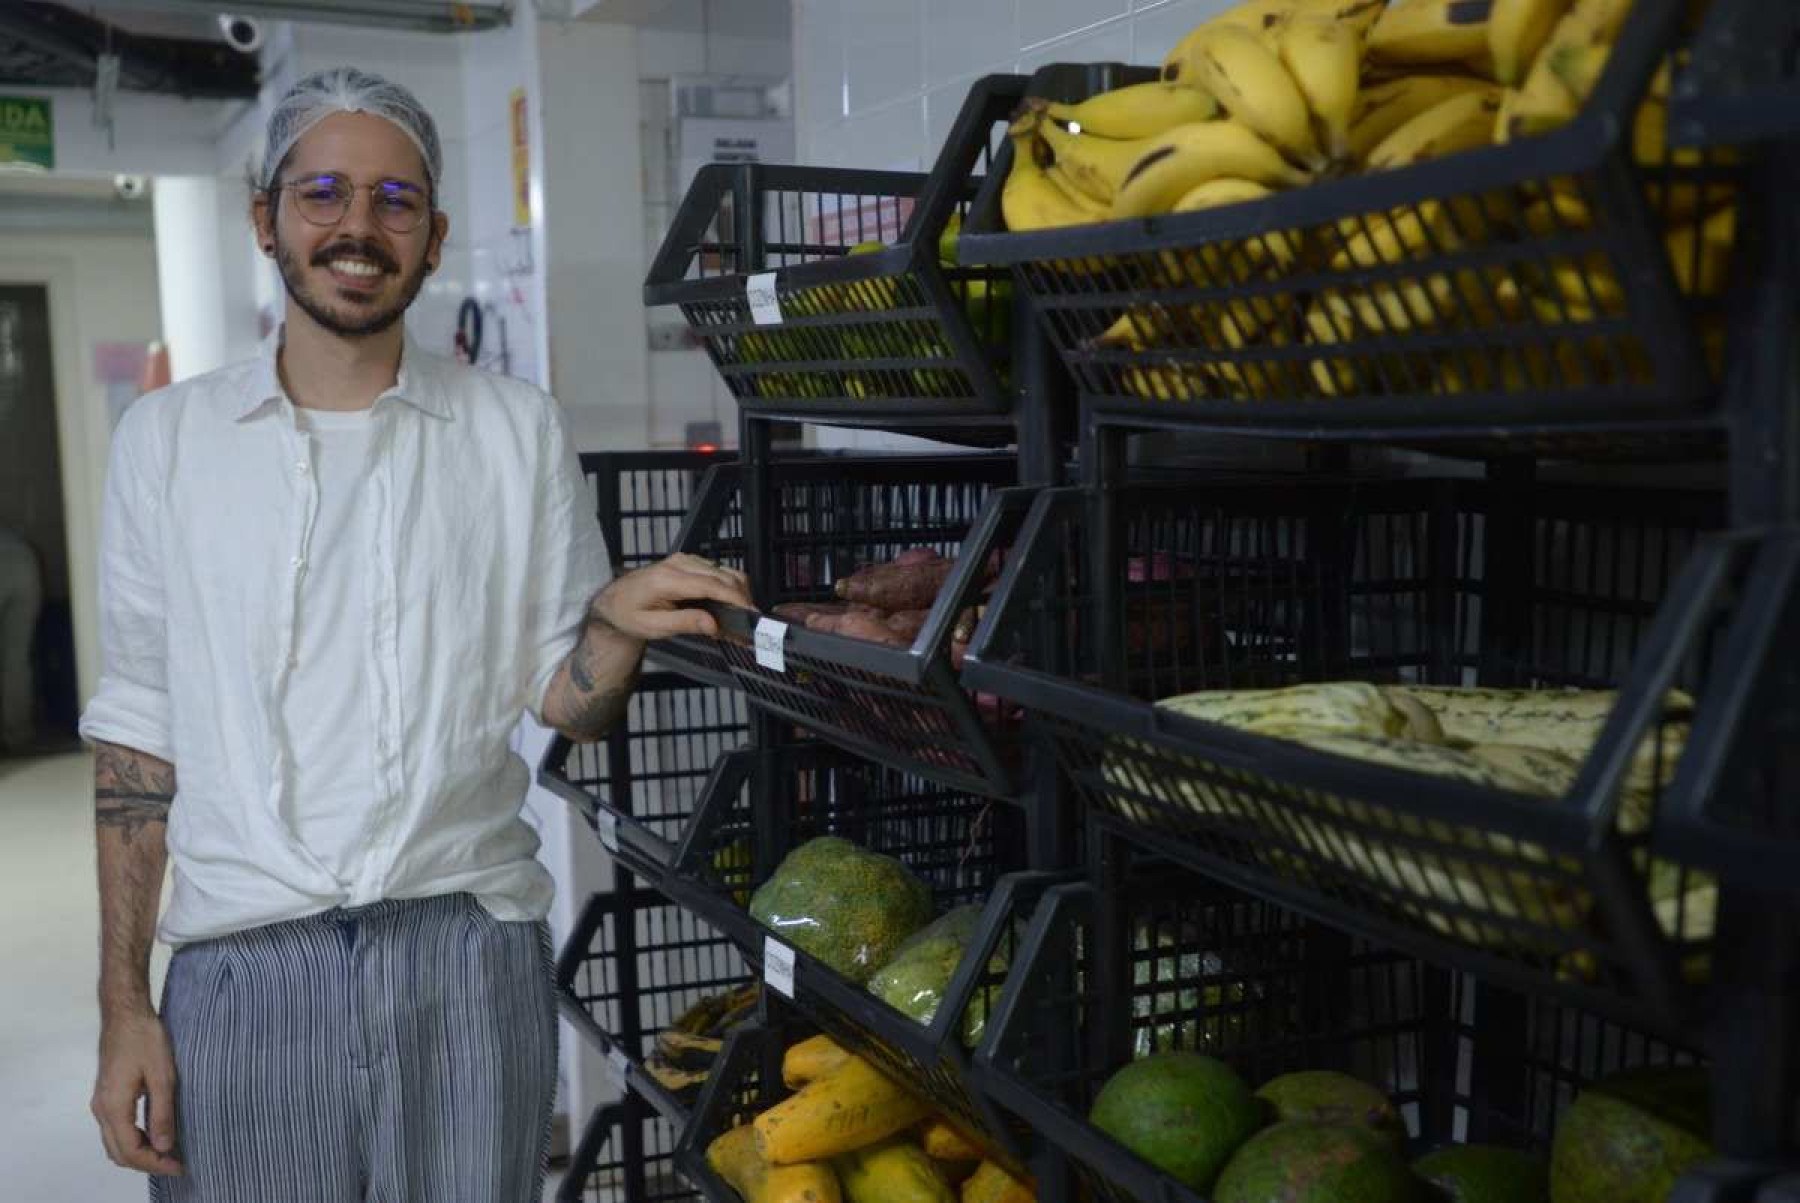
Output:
[868,903,1018,1049]
[749,836,933,984]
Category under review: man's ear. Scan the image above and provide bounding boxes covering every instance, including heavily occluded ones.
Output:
[251,191,275,254]
[427,210,450,273]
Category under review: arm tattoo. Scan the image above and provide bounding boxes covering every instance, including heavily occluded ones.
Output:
[555,614,639,740]
[94,743,175,847]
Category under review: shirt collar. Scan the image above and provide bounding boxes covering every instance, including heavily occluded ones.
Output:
[238,324,453,422]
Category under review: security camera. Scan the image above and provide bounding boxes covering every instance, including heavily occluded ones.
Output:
[113,174,148,201]
[218,14,263,54]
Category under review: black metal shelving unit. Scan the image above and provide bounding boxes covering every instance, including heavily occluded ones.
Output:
[549,12,1799,1198]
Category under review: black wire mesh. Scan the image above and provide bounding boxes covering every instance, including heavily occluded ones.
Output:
[982,848,1699,1203]
[674,1029,785,1202]
[667,744,1038,1152]
[960,0,1741,438]
[642,73,1024,425]
[968,477,1736,1033]
[557,1097,696,1203]
[651,454,1029,796]
[579,450,733,574]
[557,887,751,1110]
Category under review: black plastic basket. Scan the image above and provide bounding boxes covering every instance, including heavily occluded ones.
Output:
[555,885,753,1123]
[1670,0,1800,145]
[978,844,1702,1203]
[672,1027,792,1203]
[580,450,735,574]
[642,75,1027,440]
[662,743,1061,1157]
[649,453,1032,797]
[539,673,750,876]
[557,1096,697,1203]
[960,1,1744,444]
[965,476,1738,1036]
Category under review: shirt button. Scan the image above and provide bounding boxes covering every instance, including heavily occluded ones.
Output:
[296,461,308,474]
[291,556,305,568]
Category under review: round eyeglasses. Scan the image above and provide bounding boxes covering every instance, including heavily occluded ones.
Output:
[274,173,432,234]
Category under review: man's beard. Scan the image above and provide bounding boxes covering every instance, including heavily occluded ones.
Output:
[275,234,429,339]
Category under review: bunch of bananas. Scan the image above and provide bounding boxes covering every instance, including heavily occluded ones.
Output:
[998,0,1733,403]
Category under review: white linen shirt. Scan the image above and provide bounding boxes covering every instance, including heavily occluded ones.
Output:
[78,330,611,947]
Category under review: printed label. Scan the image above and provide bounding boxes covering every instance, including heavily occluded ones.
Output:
[763,936,796,998]
[753,617,788,673]
[746,272,783,325]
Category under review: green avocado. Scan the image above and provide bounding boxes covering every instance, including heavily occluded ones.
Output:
[748,836,933,985]
[1256,1071,1406,1149]
[1548,1066,1711,1203]
[1089,1052,1265,1191]
[1214,1122,1427,1203]
[1412,1145,1547,1203]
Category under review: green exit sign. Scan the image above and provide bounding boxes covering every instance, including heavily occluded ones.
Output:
[0,96,53,170]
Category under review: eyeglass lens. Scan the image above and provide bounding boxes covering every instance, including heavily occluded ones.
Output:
[290,174,428,233]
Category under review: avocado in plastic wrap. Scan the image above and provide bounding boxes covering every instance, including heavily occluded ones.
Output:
[748,836,933,985]
[867,903,1019,1050]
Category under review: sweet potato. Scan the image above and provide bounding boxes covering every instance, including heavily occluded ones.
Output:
[836,557,957,611]
[773,601,849,627]
[885,609,932,641]
[894,547,942,567]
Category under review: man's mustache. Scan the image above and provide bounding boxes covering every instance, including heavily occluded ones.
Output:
[311,240,398,272]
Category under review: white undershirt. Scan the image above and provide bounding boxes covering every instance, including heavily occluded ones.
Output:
[281,404,378,885]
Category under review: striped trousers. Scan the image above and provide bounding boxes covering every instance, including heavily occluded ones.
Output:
[151,893,557,1203]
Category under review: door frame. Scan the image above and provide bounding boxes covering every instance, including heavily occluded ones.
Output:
[0,254,104,708]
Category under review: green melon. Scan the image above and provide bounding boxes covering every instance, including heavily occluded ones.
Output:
[1088,1052,1265,1191]
[1413,1145,1547,1203]
[1214,1122,1428,1203]
[1549,1066,1711,1203]
[1257,1071,1406,1148]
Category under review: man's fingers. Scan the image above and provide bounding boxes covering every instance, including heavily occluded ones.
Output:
[632,607,719,640]
[648,567,754,613]
[147,1069,178,1154]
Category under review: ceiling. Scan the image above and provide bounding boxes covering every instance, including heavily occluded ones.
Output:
[0,3,259,99]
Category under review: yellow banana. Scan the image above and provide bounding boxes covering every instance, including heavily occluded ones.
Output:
[1297,0,1391,35]
[1368,0,1494,67]
[1043,164,1110,218]
[1278,14,1364,162]
[1348,74,1496,161]
[1366,89,1503,169]
[1172,176,1276,212]
[1182,23,1325,168]
[1520,190,1592,234]
[1570,0,1632,40]
[1303,297,1361,395]
[1001,133,1102,232]
[1545,35,1611,102]
[1329,202,1463,269]
[1034,116,1148,204]
[1488,0,1569,84]
[1662,209,1735,295]
[1039,81,1220,139]
[1109,119,1308,218]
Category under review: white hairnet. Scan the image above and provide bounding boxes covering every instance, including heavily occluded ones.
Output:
[261,67,442,194]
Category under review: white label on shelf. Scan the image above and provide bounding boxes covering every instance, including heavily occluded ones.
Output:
[605,1046,630,1091]
[753,617,788,673]
[763,936,796,998]
[597,810,619,854]
[746,272,782,325]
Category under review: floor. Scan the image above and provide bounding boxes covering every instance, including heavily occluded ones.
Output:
[0,752,573,1203]
[1,751,164,1203]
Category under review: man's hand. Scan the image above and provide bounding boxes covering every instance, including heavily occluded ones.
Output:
[591,553,753,641]
[93,1009,183,1176]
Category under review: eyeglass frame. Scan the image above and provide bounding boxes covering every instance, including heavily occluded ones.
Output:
[265,171,437,235]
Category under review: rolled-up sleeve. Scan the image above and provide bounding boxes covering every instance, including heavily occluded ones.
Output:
[78,405,174,761]
[523,401,613,724]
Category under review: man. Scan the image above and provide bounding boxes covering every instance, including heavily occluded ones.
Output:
[81,68,750,1201]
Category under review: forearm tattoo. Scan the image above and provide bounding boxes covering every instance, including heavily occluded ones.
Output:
[558,614,638,740]
[94,742,175,846]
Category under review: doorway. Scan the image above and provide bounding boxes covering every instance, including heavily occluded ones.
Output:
[0,284,78,755]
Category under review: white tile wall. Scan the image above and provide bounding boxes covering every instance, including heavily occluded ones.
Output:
[799,0,1236,170]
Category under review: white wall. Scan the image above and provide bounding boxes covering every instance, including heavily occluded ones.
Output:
[0,86,246,177]
[538,22,651,450]
[0,231,162,705]
[795,0,1229,170]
